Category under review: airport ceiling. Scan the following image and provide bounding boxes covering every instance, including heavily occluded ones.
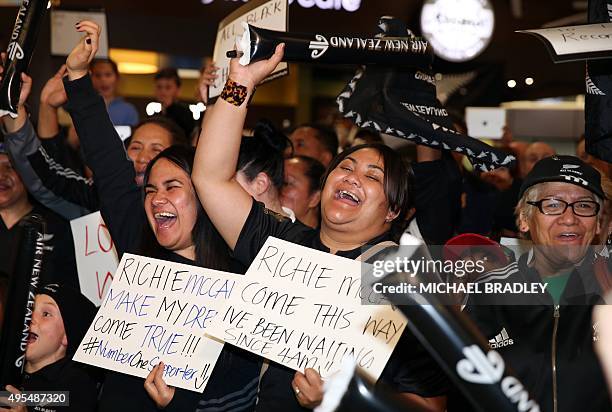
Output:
[3,0,599,99]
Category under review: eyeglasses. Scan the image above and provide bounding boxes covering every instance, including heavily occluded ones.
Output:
[527,199,600,217]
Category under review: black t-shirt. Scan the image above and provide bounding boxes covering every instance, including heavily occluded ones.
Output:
[412,154,462,245]
[20,357,99,412]
[234,201,449,411]
[0,202,79,290]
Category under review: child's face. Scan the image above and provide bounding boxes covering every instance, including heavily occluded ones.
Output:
[25,295,67,369]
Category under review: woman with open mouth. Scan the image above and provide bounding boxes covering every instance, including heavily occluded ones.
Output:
[192,44,448,412]
[63,20,261,412]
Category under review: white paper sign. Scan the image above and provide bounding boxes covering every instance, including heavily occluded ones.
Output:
[73,253,241,392]
[51,9,109,58]
[207,237,406,381]
[518,23,612,62]
[209,0,288,100]
[70,211,119,306]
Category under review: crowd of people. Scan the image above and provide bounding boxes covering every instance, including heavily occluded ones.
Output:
[0,18,610,412]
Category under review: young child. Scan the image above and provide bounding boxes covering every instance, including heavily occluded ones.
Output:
[2,283,99,411]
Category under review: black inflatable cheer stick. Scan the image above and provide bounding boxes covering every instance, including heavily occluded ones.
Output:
[0,214,46,387]
[0,0,48,117]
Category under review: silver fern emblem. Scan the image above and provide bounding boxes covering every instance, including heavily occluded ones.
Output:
[586,72,605,96]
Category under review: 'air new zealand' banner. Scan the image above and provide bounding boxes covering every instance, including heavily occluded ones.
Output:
[0,215,46,387]
[336,17,515,172]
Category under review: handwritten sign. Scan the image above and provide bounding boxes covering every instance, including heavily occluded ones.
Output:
[518,23,612,62]
[73,253,239,392]
[209,0,288,100]
[70,211,119,306]
[207,237,406,381]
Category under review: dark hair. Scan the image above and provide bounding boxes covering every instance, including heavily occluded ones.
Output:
[321,143,414,239]
[237,120,290,191]
[295,124,338,158]
[289,155,325,195]
[142,146,231,271]
[353,128,383,144]
[90,58,119,76]
[155,67,181,88]
[130,116,189,148]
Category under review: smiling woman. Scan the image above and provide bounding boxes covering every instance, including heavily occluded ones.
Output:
[192,44,448,412]
[58,20,262,412]
[141,146,231,270]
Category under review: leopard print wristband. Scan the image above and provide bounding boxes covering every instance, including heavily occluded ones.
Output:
[220,79,249,106]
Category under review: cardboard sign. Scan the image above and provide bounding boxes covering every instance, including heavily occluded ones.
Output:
[70,211,119,306]
[51,9,109,58]
[209,0,288,100]
[73,253,240,392]
[518,23,612,62]
[207,237,406,381]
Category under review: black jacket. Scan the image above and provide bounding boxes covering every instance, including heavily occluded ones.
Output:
[20,357,99,412]
[0,203,79,290]
[235,201,449,411]
[461,251,612,412]
[64,75,260,412]
[64,75,147,258]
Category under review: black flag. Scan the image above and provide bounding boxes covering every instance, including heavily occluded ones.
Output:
[336,17,515,172]
[0,215,46,387]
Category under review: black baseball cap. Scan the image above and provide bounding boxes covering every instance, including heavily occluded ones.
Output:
[38,283,97,356]
[519,155,605,199]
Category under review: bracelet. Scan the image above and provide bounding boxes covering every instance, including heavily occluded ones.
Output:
[220,79,249,106]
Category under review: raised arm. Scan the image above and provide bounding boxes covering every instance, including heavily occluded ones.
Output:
[192,44,284,249]
[0,65,93,219]
[38,64,68,138]
[62,21,145,255]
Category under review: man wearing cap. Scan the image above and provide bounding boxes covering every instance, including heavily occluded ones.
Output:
[2,283,99,412]
[458,155,611,411]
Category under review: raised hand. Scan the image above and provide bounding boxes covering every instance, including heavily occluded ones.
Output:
[66,20,101,80]
[144,361,175,409]
[0,385,27,412]
[292,368,324,409]
[197,61,219,103]
[40,65,68,108]
[228,43,284,91]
